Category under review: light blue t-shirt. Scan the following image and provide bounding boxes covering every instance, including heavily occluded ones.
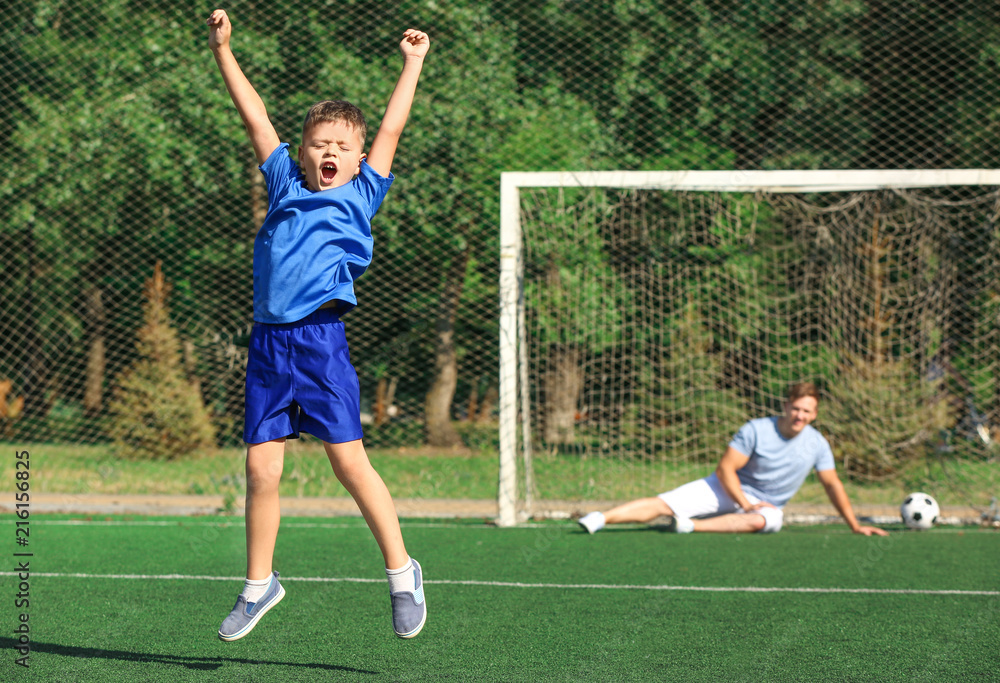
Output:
[728,417,836,507]
[253,143,394,323]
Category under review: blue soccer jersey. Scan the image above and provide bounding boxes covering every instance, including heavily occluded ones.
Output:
[728,417,835,507]
[253,143,393,323]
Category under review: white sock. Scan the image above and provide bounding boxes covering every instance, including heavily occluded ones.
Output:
[578,511,606,534]
[673,515,695,534]
[386,558,415,594]
[242,575,272,604]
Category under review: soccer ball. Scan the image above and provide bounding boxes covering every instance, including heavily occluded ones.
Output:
[900,492,940,530]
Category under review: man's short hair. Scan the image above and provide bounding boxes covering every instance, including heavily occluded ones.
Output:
[787,382,820,403]
[302,100,367,145]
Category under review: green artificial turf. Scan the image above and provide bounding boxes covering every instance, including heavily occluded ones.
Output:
[1,515,998,681]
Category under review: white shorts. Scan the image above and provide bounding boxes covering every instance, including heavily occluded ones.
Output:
[657,473,784,533]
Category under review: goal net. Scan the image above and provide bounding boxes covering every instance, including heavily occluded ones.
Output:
[498,171,1000,526]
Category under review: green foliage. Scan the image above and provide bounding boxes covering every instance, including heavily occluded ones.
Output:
[106,263,216,459]
[823,355,946,479]
[523,189,627,349]
[632,298,747,462]
[453,420,501,452]
[1,1,257,437]
[361,420,426,450]
[955,217,1000,427]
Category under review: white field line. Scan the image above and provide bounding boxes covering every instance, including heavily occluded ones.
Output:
[1,571,996,596]
[24,519,988,533]
[28,520,483,529]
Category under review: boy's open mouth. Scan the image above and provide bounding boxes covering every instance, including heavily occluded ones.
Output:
[320,162,337,184]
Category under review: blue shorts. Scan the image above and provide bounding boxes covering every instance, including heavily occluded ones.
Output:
[243,308,364,445]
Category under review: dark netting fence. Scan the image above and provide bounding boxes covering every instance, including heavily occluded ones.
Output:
[1,2,997,493]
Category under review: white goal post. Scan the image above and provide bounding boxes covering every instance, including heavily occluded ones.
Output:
[498,169,1000,527]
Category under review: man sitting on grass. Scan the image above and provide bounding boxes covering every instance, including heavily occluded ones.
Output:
[578,382,888,536]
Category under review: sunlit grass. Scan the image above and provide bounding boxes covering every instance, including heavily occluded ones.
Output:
[5,440,997,509]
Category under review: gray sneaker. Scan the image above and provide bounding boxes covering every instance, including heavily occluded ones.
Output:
[390,559,426,638]
[218,571,285,641]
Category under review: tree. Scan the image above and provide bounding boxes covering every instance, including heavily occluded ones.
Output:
[521,188,629,445]
[106,262,216,459]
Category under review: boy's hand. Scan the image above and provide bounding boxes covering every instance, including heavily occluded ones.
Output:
[207,9,232,51]
[399,29,430,60]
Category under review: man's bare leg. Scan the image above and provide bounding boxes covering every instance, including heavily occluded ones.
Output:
[603,497,673,524]
[578,497,673,533]
[692,513,766,533]
[581,498,767,534]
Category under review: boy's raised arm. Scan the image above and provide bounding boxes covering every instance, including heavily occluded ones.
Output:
[207,9,280,165]
[366,29,430,178]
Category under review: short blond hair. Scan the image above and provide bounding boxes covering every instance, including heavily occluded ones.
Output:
[301,100,367,145]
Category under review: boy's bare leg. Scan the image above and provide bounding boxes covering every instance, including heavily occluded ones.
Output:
[692,513,766,533]
[324,439,408,569]
[245,438,286,580]
[602,497,674,525]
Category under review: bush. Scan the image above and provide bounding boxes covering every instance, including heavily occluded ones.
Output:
[362,419,425,449]
[454,420,500,452]
[823,355,945,479]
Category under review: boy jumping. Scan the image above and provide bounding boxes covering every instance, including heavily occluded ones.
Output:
[206,9,429,641]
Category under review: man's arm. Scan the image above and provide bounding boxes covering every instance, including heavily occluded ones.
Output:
[816,468,888,536]
[207,9,280,165]
[715,447,767,512]
[365,29,430,177]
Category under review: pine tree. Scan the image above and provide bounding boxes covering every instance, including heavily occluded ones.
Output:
[107,262,216,459]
